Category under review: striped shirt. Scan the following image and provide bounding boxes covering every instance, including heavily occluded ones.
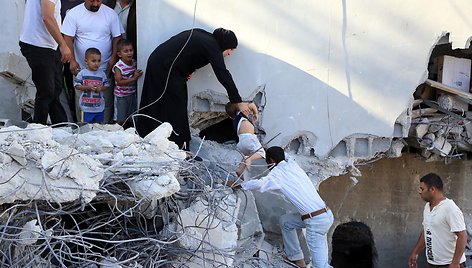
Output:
[113,59,137,96]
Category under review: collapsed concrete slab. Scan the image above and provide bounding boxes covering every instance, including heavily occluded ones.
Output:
[0,124,103,204]
[168,188,241,267]
[0,123,185,206]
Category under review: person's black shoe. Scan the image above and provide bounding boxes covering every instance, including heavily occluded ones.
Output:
[185,152,203,162]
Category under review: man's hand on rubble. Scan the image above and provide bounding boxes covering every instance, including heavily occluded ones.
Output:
[225,180,241,189]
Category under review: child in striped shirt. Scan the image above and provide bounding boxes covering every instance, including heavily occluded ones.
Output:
[113,39,142,127]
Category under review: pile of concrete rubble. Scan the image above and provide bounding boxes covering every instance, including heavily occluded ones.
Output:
[408,80,472,160]
[0,122,296,267]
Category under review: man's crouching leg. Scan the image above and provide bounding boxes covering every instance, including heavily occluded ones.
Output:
[279,213,307,267]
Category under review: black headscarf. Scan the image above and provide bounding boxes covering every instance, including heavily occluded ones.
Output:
[213,28,238,51]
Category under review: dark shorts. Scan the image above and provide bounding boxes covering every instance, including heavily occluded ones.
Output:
[83,111,104,123]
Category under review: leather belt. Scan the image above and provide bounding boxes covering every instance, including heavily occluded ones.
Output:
[301,207,329,220]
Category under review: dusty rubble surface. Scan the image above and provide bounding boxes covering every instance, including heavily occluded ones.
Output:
[0,122,304,267]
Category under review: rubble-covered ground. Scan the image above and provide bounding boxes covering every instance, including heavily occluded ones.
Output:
[0,122,310,267]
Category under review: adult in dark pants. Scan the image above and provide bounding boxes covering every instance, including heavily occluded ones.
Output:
[61,0,85,122]
[136,28,249,150]
[19,0,72,125]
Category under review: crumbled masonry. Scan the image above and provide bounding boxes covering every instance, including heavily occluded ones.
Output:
[0,122,295,267]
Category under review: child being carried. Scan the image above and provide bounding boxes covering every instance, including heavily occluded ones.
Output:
[225,102,265,179]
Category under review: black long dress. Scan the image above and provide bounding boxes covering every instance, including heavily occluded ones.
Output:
[136,29,242,149]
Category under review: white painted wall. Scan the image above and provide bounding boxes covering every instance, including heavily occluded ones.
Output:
[137,0,472,157]
[0,0,23,120]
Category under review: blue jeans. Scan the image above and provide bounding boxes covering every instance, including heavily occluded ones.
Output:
[280,210,334,268]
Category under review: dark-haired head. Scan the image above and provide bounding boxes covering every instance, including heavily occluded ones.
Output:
[117,39,133,52]
[213,28,238,51]
[420,173,443,192]
[85,47,101,58]
[266,146,285,165]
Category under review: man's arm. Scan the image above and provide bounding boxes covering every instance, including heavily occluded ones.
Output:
[408,230,425,268]
[63,35,80,75]
[41,0,71,63]
[248,102,259,121]
[106,36,122,76]
[450,230,467,267]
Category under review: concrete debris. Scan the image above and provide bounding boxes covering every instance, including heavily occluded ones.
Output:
[406,77,472,160]
[386,139,405,158]
[236,190,264,240]
[169,187,240,267]
[7,140,26,166]
[18,219,41,246]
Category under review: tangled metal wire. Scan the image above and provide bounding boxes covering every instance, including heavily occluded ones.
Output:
[0,123,273,267]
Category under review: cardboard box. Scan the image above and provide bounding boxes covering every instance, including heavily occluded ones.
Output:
[434,55,471,111]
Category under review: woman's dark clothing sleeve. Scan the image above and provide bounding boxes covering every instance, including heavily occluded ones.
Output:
[137,29,242,145]
[200,41,242,103]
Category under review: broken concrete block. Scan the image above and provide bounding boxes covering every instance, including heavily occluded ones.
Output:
[438,94,455,111]
[411,108,437,119]
[432,136,452,156]
[192,89,229,113]
[420,148,433,159]
[465,122,472,142]
[419,133,435,148]
[386,139,405,158]
[18,220,41,246]
[143,122,177,152]
[128,173,181,218]
[7,140,26,166]
[428,123,442,133]
[173,190,241,267]
[412,123,429,139]
[236,190,264,240]
[0,52,31,85]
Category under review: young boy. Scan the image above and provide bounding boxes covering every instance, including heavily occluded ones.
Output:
[74,48,110,123]
[113,39,142,127]
[225,101,265,178]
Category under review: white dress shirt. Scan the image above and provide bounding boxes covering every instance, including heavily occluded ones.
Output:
[242,158,326,215]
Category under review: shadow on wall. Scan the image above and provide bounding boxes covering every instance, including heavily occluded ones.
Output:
[331,221,378,268]
[138,2,398,157]
[189,44,394,157]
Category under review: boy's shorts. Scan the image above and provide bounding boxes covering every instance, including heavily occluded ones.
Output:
[83,111,104,123]
[114,92,137,123]
[237,133,265,158]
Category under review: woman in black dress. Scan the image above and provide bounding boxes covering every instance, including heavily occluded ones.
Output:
[137,28,248,150]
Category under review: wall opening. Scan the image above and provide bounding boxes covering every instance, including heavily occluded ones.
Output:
[199,118,238,143]
[407,33,472,160]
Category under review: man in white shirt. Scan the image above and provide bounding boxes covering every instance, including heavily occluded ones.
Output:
[62,0,124,123]
[19,0,72,125]
[408,173,467,268]
[234,146,334,268]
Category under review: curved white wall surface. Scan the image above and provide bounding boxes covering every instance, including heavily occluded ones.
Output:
[137,0,472,157]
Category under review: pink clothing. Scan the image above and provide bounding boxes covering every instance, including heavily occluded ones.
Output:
[113,59,137,96]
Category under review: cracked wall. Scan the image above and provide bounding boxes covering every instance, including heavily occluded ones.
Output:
[138,0,472,162]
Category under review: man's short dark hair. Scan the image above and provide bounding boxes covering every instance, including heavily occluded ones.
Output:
[420,173,443,191]
[266,146,285,164]
[225,102,238,118]
[117,39,133,52]
[85,47,101,58]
